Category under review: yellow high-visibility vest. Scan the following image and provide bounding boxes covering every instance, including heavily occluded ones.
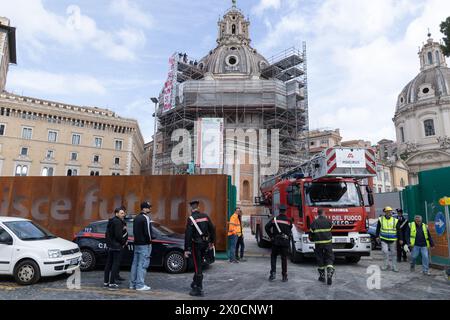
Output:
[410,222,430,248]
[379,216,398,241]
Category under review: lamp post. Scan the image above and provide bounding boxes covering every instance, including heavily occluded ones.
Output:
[151,97,159,175]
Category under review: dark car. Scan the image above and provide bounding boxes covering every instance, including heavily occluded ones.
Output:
[368,221,379,250]
[73,216,214,274]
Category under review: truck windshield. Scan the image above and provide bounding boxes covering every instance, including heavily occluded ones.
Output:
[305,182,363,207]
[4,221,57,241]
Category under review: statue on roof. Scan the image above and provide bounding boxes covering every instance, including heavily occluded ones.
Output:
[232,0,237,7]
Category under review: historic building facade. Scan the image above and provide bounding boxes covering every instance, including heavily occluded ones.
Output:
[0,17,144,177]
[154,2,308,213]
[394,34,450,184]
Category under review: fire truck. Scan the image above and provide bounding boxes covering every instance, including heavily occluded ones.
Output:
[250,147,376,263]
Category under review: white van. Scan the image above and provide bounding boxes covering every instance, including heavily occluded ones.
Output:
[0,217,82,285]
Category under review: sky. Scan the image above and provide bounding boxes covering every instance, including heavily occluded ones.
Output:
[1,0,449,144]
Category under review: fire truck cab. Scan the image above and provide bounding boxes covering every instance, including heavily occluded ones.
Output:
[251,147,376,263]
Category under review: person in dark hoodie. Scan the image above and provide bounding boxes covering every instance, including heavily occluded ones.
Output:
[104,207,127,290]
[129,201,154,291]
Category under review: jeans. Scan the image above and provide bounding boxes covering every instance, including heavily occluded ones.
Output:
[130,244,151,289]
[104,249,121,284]
[410,246,430,272]
[235,236,245,259]
[381,241,397,269]
[228,235,238,261]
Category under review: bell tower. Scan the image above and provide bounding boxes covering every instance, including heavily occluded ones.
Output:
[419,32,447,71]
[217,1,250,46]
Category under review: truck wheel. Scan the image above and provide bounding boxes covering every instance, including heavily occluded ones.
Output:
[345,256,361,264]
[256,227,271,248]
[80,248,96,272]
[290,239,304,263]
[14,259,41,286]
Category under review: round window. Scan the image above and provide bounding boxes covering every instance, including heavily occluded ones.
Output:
[226,55,238,66]
[422,87,430,94]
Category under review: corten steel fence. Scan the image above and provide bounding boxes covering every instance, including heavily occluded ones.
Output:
[402,167,450,266]
[0,175,230,251]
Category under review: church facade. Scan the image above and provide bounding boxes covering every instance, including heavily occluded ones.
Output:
[394,34,450,184]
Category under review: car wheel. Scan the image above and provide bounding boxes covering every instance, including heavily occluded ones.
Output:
[345,256,361,264]
[164,251,187,274]
[256,227,271,248]
[80,249,96,272]
[14,259,41,286]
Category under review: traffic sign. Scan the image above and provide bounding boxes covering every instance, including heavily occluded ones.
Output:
[435,212,446,236]
[439,197,450,206]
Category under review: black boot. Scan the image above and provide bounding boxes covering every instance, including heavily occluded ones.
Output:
[268,272,275,281]
[318,269,325,282]
[282,274,288,282]
[189,287,204,297]
[326,267,335,286]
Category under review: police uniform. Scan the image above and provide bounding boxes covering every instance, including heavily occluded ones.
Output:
[184,200,216,296]
[265,205,293,282]
[309,214,335,285]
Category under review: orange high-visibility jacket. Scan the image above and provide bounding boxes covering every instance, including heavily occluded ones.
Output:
[228,213,242,237]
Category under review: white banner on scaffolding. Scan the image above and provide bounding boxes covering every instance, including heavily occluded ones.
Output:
[162,53,178,113]
[196,118,224,169]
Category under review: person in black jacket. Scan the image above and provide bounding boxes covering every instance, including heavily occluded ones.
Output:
[309,209,334,285]
[184,200,216,297]
[129,201,154,291]
[104,207,127,290]
[396,209,408,262]
[265,204,292,282]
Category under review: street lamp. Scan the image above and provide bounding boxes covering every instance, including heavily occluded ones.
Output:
[151,97,159,175]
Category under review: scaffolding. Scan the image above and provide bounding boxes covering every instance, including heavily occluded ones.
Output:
[154,44,309,176]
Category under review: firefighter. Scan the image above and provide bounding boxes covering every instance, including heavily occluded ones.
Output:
[184,200,216,297]
[265,204,292,282]
[309,208,335,285]
[376,206,403,272]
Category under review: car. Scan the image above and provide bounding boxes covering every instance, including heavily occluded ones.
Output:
[0,217,82,285]
[73,216,214,274]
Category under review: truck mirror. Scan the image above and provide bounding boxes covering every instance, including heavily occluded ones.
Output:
[366,186,374,206]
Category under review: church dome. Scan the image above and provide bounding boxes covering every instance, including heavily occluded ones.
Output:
[396,36,449,112]
[197,5,269,79]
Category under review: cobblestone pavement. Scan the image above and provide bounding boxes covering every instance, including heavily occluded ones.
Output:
[0,227,449,300]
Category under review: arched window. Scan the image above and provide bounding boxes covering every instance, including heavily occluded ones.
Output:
[427,52,433,64]
[400,127,405,143]
[67,169,72,176]
[436,51,440,64]
[243,180,250,201]
[232,24,236,34]
[424,119,435,137]
[42,168,48,176]
[15,165,28,176]
[400,178,405,187]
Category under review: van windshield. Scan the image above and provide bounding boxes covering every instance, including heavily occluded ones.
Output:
[4,221,57,241]
[305,181,363,207]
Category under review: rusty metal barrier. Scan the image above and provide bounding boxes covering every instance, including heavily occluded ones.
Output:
[0,175,229,250]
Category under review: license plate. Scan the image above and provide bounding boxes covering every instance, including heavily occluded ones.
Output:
[333,238,349,243]
[69,258,79,265]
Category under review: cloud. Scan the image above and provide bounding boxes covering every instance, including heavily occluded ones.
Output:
[255,0,450,143]
[110,0,154,29]
[0,0,147,61]
[252,0,281,15]
[7,69,107,96]
[120,98,156,142]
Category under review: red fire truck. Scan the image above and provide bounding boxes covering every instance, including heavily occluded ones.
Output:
[250,147,376,263]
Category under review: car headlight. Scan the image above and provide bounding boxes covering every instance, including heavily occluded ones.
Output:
[48,249,62,258]
[360,237,371,243]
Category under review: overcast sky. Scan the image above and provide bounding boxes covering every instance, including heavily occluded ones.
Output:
[1,0,449,144]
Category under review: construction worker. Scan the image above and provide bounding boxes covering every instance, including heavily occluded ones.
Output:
[235,208,246,262]
[227,207,242,263]
[376,206,403,272]
[309,208,335,285]
[396,208,408,262]
[265,204,292,282]
[184,200,216,297]
[406,215,434,275]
